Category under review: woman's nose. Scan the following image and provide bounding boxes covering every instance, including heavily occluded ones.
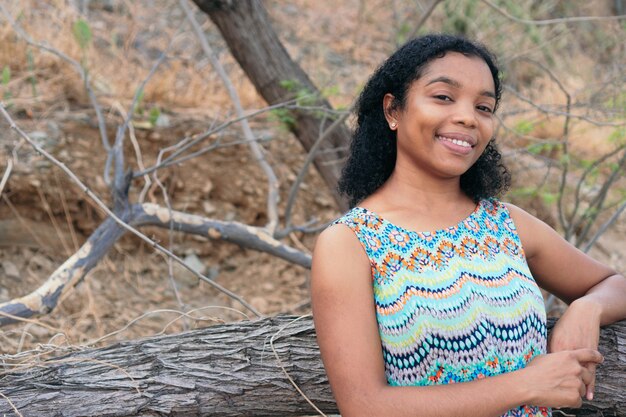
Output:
[452,103,478,128]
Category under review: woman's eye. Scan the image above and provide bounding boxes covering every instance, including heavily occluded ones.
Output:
[477,105,493,114]
[434,95,452,101]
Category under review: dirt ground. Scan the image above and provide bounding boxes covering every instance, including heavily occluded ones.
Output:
[0,0,624,357]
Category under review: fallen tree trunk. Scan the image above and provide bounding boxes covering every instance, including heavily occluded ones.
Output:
[0,316,624,416]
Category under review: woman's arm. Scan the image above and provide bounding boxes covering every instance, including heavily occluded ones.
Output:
[504,203,626,400]
[311,224,601,417]
[505,203,626,317]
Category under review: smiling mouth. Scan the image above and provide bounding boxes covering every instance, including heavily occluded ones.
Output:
[435,135,474,148]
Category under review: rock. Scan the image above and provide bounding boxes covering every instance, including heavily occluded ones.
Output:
[202,180,214,195]
[2,261,20,279]
[155,114,170,128]
[314,195,333,208]
[0,287,9,303]
[202,201,216,215]
[29,254,54,271]
[29,130,58,150]
[173,254,206,287]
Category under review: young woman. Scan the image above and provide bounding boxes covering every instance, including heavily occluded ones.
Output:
[311,34,626,417]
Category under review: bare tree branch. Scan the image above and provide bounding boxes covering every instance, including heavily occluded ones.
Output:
[406,0,443,40]
[566,144,626,240]
[0,156,13,197]
[133,99,298,178]
[582,199,626,253]
[108,47,171,190]
[482,0,626,25]
[192,0,350,210]
[0,199,312,326]
[575,150,626,245]
[180,0,280,234]
[280,110,350,237]
[503,85,625,127]
[133,204,311,268]
[0,104,262,319]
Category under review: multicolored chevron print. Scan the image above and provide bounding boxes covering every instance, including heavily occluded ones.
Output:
[335,199,550,417]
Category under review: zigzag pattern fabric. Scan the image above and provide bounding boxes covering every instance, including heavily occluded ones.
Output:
[335,199,550,417]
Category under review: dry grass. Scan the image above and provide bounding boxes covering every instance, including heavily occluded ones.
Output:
[0,0,624,356]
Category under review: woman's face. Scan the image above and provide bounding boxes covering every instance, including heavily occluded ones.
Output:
[386,52,496,181]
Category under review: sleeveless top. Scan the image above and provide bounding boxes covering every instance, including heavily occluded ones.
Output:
[334,199,550,417]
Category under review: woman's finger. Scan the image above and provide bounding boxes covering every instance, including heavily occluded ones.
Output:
[585,363,597,400]
[580,365,594,386]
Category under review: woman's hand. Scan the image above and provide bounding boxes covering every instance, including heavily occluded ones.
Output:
[548,298,602,400]
[524,349,604,408]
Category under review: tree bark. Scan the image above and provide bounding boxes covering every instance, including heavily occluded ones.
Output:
[192,0,350,211]
[0,316,624,416]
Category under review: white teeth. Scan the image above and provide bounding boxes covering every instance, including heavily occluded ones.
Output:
[437,135,471,148]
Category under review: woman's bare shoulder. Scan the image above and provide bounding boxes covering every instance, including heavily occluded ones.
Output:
[312,223,372,287]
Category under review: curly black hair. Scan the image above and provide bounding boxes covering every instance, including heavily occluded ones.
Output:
[338,33,511,207]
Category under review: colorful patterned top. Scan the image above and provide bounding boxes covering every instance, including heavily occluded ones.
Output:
[334,199,550,417]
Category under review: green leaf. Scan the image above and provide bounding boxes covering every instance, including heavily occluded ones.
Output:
[540,192,557,205]
[295,88,315,107]
[131,88,145,116]
[322,85,340,99]
[526,142,560,155]
[73,19,92,50]
[149,107,161,126]
[509,186,538,198]
[279,79,300,92]
[514,119,534,135]
[608,127,626,144]
[2,66,10,86]
[269,108,296,130]
[579,159,593,169]
[526,143,545,155]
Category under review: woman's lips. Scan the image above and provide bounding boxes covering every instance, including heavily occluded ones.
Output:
[435,134,475,155]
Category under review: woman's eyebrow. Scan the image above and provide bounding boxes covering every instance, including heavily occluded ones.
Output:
[426,76,496,100]
[426,76,461,88]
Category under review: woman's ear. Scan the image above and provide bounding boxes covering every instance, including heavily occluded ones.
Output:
[383,93,399,130]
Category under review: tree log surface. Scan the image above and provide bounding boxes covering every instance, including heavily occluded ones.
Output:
[0,316,624,416]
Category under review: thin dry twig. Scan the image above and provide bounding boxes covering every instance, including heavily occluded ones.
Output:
[53,170,80,251]
[503,85,625,127]
[406,0,443,40]
[0,157,13,197]
[0,391,23,417]
[86,306,248,346]
[482,0,626,25]
[0,103,262,318]
[181,0,280,233]
[36,187,73,257]
[0,3,110,152]
[1,194,48,249]
[1,356,142,395]
[134,99,298,178]
[152,143,187,323]
[582,199,626,253]
[567,144,626,238]
[269,314,327,417]
[108,43,172,189]
[281,110,351,235]
[0,311,65,335]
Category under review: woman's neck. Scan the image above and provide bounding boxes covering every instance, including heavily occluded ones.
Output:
[369,167,470,211]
